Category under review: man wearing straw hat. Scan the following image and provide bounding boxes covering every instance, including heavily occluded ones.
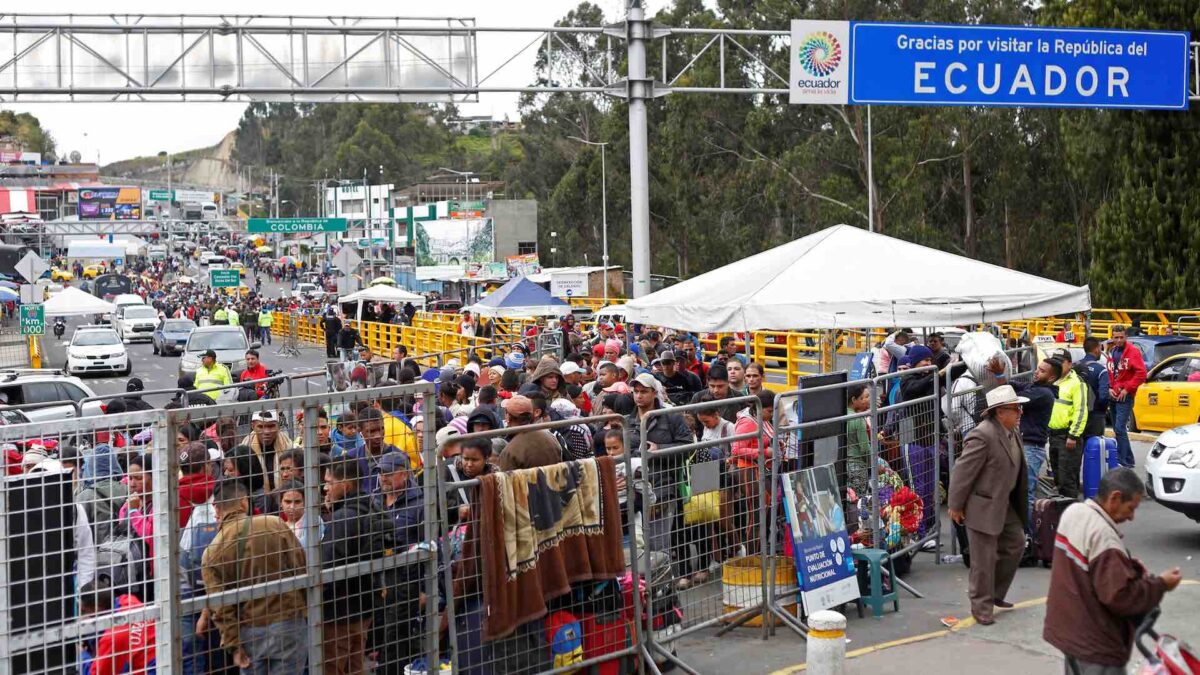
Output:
[949,384,1030,626]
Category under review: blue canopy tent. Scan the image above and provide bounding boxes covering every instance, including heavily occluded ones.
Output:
[464,276,570,318]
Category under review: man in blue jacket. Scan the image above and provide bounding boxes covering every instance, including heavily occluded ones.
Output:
[1079,336,1112,441]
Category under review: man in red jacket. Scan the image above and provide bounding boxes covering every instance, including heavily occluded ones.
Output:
[1106,326,1147,468]
[80,581,156,675]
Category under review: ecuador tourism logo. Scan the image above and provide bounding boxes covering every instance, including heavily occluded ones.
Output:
[798,32,841,77]
[790,20,850,105]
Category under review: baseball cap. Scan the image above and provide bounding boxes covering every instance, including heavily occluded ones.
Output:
[602,381,630,394]
[202,349,217,359]
[435,425,461,448]
[377,451,411,473]
[631,373,658,390]
[252,410,277,423]
[561,361,583,377]
[505,395,534,416]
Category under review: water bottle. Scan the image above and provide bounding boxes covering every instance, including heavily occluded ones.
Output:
[941,554,963,564]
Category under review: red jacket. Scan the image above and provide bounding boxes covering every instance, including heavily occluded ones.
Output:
[93,594,156,675]
[177,473,215,527]
[1108,344,1147,397]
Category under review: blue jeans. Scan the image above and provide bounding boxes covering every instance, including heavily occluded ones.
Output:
[240,617,307,675]
[1113,399,1136,467]
[181,612,220,675]
[1024,443,1047,527]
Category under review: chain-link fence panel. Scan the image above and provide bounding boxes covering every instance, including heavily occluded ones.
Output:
[633,394,766,670]
[0,407,171,675]
[439,415,639,675]
[767,378,877,634]
[166,382,439,675]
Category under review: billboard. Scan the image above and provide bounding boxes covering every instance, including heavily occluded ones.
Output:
[506,253,541,277]
[413,217,494,267]
[790,20,1190,110]
[780,464,860,614]
[78,187,142,220]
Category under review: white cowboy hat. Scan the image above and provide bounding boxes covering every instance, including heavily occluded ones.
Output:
[983,384,1029,412]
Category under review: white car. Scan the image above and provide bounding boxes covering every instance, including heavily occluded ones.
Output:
[294,282,327,299]
[1146,423,1200,523]
[116,304,160,342]
[112,293,146,315]
[66,326,131,376]
[0,370,102,420]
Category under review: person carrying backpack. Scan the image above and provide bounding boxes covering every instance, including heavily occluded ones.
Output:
[75,444,128,546]
[1078,337,1112,441]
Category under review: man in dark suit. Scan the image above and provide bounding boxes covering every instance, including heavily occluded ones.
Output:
[948,384,1030,625]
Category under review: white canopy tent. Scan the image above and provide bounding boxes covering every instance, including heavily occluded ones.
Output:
[41,287,117,317]
[338,285,426,321]
[624,224,1092,332]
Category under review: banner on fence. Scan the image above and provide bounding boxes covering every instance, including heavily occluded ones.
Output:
[781,464,859,614]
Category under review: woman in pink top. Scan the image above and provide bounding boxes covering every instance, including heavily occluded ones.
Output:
[118,453,155,561]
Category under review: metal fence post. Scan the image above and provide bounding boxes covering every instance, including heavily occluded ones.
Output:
[421,391,440,670]
[932,365,942,562]
[868,382,882,549]
[155,410,183,674]
[300,401,325,674]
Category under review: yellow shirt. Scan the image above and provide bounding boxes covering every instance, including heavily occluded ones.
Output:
[383,413,422,473]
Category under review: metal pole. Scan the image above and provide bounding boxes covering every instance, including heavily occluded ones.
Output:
[601,141,609,305]
[627,1,651,298]
[866,105,875,233]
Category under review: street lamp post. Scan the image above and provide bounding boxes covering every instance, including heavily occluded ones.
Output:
[438,167,474,204]
[568,136,609,305]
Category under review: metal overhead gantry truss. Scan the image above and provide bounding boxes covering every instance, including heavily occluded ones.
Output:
[0,12,1196,299]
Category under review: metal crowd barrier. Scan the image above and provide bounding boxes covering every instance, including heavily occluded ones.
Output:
[0,377,802,674]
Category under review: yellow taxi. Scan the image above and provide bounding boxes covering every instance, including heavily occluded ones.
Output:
[81,264,105,279]
[50,267,74,282]
[1132,351,1200,432]
[230,262,247,277]
[220,283,251,297]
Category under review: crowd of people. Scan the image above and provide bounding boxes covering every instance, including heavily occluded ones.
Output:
[15,239,1186,674]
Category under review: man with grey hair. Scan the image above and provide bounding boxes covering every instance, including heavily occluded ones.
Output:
[1043,468,1182,673]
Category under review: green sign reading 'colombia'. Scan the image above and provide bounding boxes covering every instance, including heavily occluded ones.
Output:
[247,217,348,233]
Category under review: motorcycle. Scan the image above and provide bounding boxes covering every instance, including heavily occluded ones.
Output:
[52,318,66,339]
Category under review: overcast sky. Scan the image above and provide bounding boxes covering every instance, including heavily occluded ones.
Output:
[4,0,675,164]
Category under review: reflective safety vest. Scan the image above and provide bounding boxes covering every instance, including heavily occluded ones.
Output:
[214,308,228,322]
[227,311,240,327]
[258,311,274,328]
[1049,369,1089,438]
[194,363,232,400]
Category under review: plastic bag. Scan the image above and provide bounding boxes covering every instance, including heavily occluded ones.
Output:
[955,332,1006,380]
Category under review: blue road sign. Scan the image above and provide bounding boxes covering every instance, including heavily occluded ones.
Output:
[851,23,1190,109]
[790,20,1190,111]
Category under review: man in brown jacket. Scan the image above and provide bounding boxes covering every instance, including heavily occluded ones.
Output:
[201,479,308,672]
[948,385,1029,625]
[1044,468,1182,673]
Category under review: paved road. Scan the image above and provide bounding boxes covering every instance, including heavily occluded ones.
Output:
[44,313,332,402]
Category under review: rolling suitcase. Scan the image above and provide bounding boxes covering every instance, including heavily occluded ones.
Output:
[1033,497,1076,567]
[1082,436,1119,499]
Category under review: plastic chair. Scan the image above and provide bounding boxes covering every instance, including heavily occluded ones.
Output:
[852,548,899,619]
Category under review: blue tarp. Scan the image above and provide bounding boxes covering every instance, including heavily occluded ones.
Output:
[466,276,570,318]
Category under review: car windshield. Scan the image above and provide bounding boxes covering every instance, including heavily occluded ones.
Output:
[74,330,120,346]
[1152,342,1200,363]
[188,331,247,351]
[163,320,196,333]
[123,306,158,319]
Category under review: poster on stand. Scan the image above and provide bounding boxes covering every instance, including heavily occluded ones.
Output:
[781,464,860,614]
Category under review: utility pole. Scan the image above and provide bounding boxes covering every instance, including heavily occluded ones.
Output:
[569,136,609,305]
[627,0,651,298]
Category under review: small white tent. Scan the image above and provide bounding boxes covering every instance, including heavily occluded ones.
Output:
[338,285,426,321]
[624,224,1091,332]
[41,287,117,317]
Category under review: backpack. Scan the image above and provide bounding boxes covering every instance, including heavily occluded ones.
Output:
[95,520,149,598]
[179,508,221,598]
[1073,364,1100,413]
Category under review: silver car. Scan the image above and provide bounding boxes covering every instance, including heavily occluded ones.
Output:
[178,325,259,379]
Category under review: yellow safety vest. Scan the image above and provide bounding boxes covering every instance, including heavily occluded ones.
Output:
[194,363,233,400]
